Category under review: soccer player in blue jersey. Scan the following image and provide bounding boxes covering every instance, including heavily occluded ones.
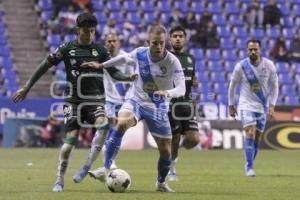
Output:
[228,39,279,176]
[81,25,186,192]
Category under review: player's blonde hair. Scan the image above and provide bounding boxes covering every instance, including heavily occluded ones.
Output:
[148,25,167,36]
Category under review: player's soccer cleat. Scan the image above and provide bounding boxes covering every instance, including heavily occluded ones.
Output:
[245,168,256,177]
[88,167,107,182]
[245,165,256,177]
[110,160,117,170]
[156,181,175,193]
[167,172,179,181]
[52,182,64,192]
[73,165,90,183]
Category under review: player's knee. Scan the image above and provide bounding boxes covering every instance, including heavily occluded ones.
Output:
[183,132,199,149]
[244,126,256,138]
[116,119,131,133]
[95,116,109,130]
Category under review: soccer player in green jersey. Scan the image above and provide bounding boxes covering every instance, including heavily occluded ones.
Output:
[12,12,134,192]
[167,25,200,181]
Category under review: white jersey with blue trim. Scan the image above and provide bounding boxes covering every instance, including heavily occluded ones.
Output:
[125,47,186,110]
[103,50,134,103]
[230,57,279,113]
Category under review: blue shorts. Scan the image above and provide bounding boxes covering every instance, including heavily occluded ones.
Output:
[105,101,123,118]
[240,110,267,132]
[119,100,172,139]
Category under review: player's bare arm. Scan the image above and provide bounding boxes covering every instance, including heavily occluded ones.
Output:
[80,61,104,69]
[12,59,52,103]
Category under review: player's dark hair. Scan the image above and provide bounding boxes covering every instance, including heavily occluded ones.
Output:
[247,39,261,47]
[148,25,167,36]
[76,12,98,28]
[169,25,186,36]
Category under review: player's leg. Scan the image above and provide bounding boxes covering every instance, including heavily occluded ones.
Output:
[104,110,136,170]
[154,136,174,192]
[240,110,257,177]
[73,103,109,183]
[181,117,200,149]
[88,102,120,180]
[143,107,174,192]
[53,103,80,192]
[253,112,267,161]
[73,116,109,183]
[167,110,181,181]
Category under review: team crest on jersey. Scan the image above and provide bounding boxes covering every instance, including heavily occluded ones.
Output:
[92,49,99,56]
[187,56,193,64]
[143,81,158,93]
[159,66,167,74]
[250,83,261,92]
[69,50,76,56]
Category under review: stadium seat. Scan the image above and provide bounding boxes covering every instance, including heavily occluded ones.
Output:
[232,27,248,38]
[249,28,264,39]
[276,62,290,73]
[207,61,223,72]
[127,12,141,25]
[207,2,222,14]
[41,10,52,22]
[224,2,240,15]
[189,48,204,60]
[38,0,52,11]
[140,1,155,13]
[124,0,138,12]
[266,27,281,39]
[228,15,244,26]
[106,0,121,12]
[206,49,221,61]
[213,14,227,26]
[292,4,300,17]
[144,12,155,24]
[110,12,124,24]
[217,26,231,38]
[157,1,171,13]
[222,50,237,61]
[224,61,236,72]
[197,72,210,82]
[220,38,234,50]
[174,1,189,14]
[47,34,61,46]
[190,1,204,14]
[95,12,107,24]
[92,0,104,11]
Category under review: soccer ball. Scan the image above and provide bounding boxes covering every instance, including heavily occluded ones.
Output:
[106,169,131,193]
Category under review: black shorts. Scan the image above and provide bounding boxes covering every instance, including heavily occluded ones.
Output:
[168,103,199,135]
[63,102,106,132]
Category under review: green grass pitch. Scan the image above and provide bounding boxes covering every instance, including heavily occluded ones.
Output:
[0,148,299,200]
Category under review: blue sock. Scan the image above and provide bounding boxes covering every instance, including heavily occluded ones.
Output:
[244,138,255,170]
[253,141,259,161]
[157,157,171,183]
[104,129,123,169]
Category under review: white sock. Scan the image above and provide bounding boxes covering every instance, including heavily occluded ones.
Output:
[85,129,107,168]
[56,143,73,182]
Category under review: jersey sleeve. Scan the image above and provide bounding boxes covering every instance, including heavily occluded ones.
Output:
[268,62,279,106]
[47,43,67,65]
[166,57,186,98]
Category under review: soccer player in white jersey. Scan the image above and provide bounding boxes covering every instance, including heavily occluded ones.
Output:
[88,33,134,178]
[228,39,279,177]
[81,25,186,192]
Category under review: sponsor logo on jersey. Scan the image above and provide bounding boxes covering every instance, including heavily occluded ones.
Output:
[69,50,76,56]
[92,49,99,56]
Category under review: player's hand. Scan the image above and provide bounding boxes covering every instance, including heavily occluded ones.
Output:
[130,74,138,81]
[229,105,237,119]
[153,90,170,98]
[12,87,29,103]
[80,61,103,69]
[268,104,275,119]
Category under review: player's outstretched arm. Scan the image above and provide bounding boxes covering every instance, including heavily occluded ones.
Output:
[80,61,104,69]
[12,59,52,103]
